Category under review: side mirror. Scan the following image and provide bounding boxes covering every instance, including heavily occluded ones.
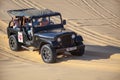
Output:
[62,20,66,25]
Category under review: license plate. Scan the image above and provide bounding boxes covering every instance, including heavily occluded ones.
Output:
[66,46,77,51]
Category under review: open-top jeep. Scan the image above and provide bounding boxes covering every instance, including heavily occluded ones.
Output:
[7,8,85,63]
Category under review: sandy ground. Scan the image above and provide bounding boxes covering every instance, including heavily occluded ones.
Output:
[0,0,120,80]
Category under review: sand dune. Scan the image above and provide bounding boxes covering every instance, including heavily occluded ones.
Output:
[0,0,120,80]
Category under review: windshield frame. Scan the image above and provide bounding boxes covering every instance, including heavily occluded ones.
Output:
[31,14,62,27]
[30,14,64,33]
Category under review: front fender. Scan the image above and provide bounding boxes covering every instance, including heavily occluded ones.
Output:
[39,38,59,49]
[75,35,83,42]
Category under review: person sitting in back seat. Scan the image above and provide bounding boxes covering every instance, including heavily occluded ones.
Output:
[13,18,20,29]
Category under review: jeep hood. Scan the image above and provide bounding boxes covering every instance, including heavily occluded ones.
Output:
[34,31,75,39]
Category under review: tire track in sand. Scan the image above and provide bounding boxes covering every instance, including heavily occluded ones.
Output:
[92,0,120,19]
[80,0,120,29]
[68,0,120,28]
[67,0,120,46]
[0,46,39,64]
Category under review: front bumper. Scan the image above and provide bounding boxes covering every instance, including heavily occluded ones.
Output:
[56,45,85,53]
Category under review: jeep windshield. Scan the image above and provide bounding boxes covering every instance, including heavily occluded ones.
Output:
[32,15,64,33]
[32,15,62,27]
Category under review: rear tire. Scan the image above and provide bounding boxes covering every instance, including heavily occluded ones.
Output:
[9,35,21,51]
[40,44,56,63]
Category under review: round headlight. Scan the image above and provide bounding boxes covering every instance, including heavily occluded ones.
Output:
[71,34,75,39]
[57,38,61,42]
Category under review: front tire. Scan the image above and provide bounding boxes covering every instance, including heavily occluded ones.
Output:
[40,44,56,63]
[9,35,21,51]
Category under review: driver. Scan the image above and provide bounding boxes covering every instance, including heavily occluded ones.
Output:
[40,17,49,26]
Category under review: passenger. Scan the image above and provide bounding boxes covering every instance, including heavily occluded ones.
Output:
[25,18,31,30]
[9,18,14,27]
[40,17,49,26]
[25,18,33,39]
[13,18,19,29]
[32,18,40,27]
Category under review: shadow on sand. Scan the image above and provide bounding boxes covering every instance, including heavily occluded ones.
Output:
[57,45,120,62]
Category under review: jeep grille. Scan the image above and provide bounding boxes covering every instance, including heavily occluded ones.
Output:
[60,34,73,47]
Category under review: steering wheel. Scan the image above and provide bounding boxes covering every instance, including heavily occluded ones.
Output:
[50,21,54,25]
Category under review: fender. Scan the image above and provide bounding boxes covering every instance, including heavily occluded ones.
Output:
[75,35,83,42]
[39,39,60,49]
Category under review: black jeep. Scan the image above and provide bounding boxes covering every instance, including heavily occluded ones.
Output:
[7,8,85,63]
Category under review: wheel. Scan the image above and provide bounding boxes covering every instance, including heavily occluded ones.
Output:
[70,46,85,56]
[40,44,56,63]
[9,35,21,51]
